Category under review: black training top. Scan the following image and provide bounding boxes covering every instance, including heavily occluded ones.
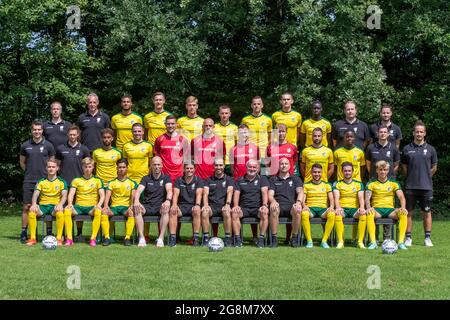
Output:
[140,173,172,206]
[401,142,438,191]
[174,176,204,206]
[44,120,72,149]
[55,142,90,184]
[20,138,55,183]
[235,174,269,208]
[76,111,111,152]
[369,121,403,144]
[204,174,235,207]
[365,141,400,179]
[269,174,303,206]
[332,119,370,149]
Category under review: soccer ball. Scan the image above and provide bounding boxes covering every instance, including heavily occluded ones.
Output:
[381,239,398,254]
[42,235,58,250]
[208,237,224,252]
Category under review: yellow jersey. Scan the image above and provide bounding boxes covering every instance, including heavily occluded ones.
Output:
[122,140,153,183]
[332,180,364,209]
[301,145,334,182]
[177,116,204,141]
[366,178,400,208]
[271,110,302,146]
[71,176,104,206]
[143,110,172,144]
[92,147,122,185]
[241,113,272,157]
[300,118,332,147]
[214,122,238,165]
[106,177,137,207]
[334,146,366,181]
[111,112,143,150]
[304,181,332,208]
[35,177,68,205]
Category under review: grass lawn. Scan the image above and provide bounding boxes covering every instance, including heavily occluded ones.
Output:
[1,205,449,300]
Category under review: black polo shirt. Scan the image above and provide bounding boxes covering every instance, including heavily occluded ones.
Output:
[369,121,403,144]
[269,174,303,206]
[401,142,437,191]
[76,111,111,152]
[140,173,172,206]
[204,174,235,207]
[236,174,269,208]
[44,120,72,149]
[55,142,90,184]
[332,119,370,149]
[20,138,55,183]
[174,176,204,206]
[365,141,400,178]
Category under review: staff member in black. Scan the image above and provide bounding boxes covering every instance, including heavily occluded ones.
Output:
[44,101,71,149]
[332,100,370,149]
[401,121,438,247]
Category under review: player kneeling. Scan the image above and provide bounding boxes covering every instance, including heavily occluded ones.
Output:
[333,162,366,249]
[65,158,105,247]
[268,158,303,247]
[102,159,137,246]
[365,161,408,250]
[27,160,68,246]
[300,164,335,248]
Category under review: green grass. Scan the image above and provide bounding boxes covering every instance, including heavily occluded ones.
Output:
[1,205,449,299]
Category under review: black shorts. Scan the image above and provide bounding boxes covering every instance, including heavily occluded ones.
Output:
[405,190,433,212]
[143,204,161,216]
[279,204,293,217]
[210,205,223,217]
[242,207,260,218]
[179,204,194,217]
[22,181,36,204]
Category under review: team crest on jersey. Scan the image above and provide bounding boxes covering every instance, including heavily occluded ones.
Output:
[40,146,44,153]
[322,152,326,157]
[111,155,116,159]
[289,181,293,187]
[386,151,391,157]
[254,180,258,186]
[141,147,145,152]
[287,148,291,153]
[390,129,394,135]
[249,149,253,153]
[191,184,195,190]
[60,126,64,131]
[353,155,358,160]
[126,185,131,190]
[424,149,428,155]
[387,187,392,191]
[352,188,356,192]
[97,117,101,123]
[176,141,180,146]
[291,117,296,122]
[321,188,326,192]
[160,180,163,186]
[261,122,265,127]
[76,150,80,156]
[222,181,226,188]
[353,127,358,133]
[90,183,95,188]
[131,120,135,124]
[55,186,60,191]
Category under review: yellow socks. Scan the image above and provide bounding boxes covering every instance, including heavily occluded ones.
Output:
[366,211,376,243]
[64,209,73,240]
[101,214,110,239]
[55,211,64,240]
[398,211,407,243]
[301,211,312,242]
[357,214,367,244]
[322,212,335,243]
[90,209,102,240]
[125,217,135,240]
[28,211,37,240]
[335,215,344,244]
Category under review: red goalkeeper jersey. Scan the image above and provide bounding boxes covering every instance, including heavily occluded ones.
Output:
[230,143,260,180]
[154,133,189,182]
[191,135,225,179]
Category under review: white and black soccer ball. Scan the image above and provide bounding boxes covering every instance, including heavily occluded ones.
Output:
[42,235,58,250]
[208,237,224,252]
[381,239,398,254]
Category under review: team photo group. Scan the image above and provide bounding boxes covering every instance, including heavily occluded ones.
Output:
[19,91,437,250]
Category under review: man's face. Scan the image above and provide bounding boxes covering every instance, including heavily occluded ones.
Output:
[279,158,290,173]
[214,160,225,176]
[413,125,426,142]
[344,103,357,119]
[251,98,263,114]
[121,97,132,112]
[380,107,392,122]
[280,94,293,109]
[186,101,198,115]
[117,163,128,176]
[246,161,259,177]
[68,129,79,144]
[151,159,162,174]
[311,167,322,181]
[132,126,144,141]
[344,132,355,147]
[219,108,231,123]
[277,126,287,142]
[203,119,214,135]
[376,166,389,180]
[102,133,113,147]
[153,95,165,110]
[87,96,99,113]
[342,166,353,179]
[83,163,94,176]
[238,128,249,143]
[47,162,58,176]
[32,125,43,139]
[166,119,177,134]
[184,164,195,177]
[378,128,389,141]
[312,103,322,117]
[312,130,323,145]
[51,104,62,119]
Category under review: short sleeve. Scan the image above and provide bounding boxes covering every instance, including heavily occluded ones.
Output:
[196,178,204,189]
[300,122,306,134]
[164,175,173,186]
[325,121,332,134]
[360,150,366,166]
[328,148,334,163]
[393,148,400,163]
[111,116,117,129]
[260,176,270,188]
[431,147,438,166]
[174,178,181,189]
[47,142,56,157]
[294,175,303,188]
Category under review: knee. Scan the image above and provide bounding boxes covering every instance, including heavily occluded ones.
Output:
[222,210,231,219]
